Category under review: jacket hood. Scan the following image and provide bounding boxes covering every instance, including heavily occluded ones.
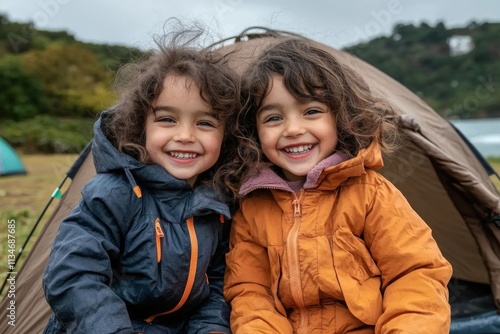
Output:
[239,141,384,196]
[91,112,144,173]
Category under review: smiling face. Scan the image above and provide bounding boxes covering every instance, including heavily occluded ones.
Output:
[256,75,338,181]
[145,75,224,186]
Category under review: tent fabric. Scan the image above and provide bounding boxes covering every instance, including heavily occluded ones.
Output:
[0,148,95,333]
[1,29,499,333]
[0,137,26,176]
[450,123,499,178]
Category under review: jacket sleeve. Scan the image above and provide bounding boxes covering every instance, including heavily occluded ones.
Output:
[186,220,231,334]
[43,176,138,334]
[364,176,453,334]
[224,208,293,333]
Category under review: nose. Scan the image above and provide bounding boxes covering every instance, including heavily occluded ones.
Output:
[173,125,196,143]
[283,117,305,137]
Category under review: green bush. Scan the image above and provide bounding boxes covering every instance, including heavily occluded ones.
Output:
[0,116,95,153]
[0,56,49,120]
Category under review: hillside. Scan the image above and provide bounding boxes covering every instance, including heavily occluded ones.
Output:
[0,13,146,121]
[346,21,500,118]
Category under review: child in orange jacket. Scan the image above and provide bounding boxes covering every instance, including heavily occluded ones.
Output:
[221,37,452,333]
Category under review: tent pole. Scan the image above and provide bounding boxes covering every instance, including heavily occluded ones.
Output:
[0,175,69,296]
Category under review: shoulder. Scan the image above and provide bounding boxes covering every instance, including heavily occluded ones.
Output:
[334,170,410,217]
[239,189,274,208]
[236,190,277,221]
[348,170,418,222]
[81,173,142,216]
[83,173,131,198]
[337,169,389,201]
[343,169,387,187]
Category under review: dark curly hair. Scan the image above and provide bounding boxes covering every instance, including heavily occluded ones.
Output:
[221,36,399,198]
[104,26,240,196]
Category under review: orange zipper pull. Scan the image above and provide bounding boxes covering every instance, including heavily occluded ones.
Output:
[292,199,302,217]
[155,218,164,263]
[155,218,164,237]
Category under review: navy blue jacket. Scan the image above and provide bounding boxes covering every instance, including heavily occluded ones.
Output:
[43,115,232,333]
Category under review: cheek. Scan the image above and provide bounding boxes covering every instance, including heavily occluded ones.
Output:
[145,131,161,151]
[144,131,153,152]
[258,139,276,161]
[260,130,278,146]
[144,122,158,146]
[321,124,338,151]
[204,132,224,153]
[257,127,272,147]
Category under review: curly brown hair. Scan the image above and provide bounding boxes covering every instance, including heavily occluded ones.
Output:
[221,36,399,198]
[104,28,240,195]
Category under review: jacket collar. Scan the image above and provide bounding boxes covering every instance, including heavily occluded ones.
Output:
[239,142,384,196]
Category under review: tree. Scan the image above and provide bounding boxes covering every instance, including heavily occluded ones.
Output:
[0,56,48,120]
[22,43,116,116]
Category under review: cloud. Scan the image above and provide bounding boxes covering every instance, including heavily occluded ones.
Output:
[1,0,499,49]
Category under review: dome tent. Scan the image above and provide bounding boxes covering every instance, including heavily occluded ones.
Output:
[218,29,500,333]
[0,137,26,176]
[0,28,499,333]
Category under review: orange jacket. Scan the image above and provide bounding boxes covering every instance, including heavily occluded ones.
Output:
[224,143,452,334]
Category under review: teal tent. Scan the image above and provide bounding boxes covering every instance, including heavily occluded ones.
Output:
[0,137,27,176]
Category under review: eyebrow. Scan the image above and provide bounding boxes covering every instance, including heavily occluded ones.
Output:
[153,105,177,113]
[153,105,216,117]
[258,103,281,115]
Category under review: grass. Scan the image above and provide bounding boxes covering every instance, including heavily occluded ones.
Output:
[491,159,500,190]
[0,154,77,297]
[0,153,499,298]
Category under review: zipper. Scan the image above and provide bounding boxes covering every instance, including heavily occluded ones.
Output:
[287,193,308,334]
[154,218,164,263]
[146,217,198,323]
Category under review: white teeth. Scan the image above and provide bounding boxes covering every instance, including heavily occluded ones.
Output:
[284,144,313,154]
[170,152,198,159]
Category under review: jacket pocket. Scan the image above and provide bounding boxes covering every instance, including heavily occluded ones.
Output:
[335,227,380,282]
[333,227,382,325]
[154,218,164,263]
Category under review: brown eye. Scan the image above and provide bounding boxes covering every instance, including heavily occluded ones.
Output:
[305,108,322,115]
[264,115,282,123]
[156,117,175,123]
[198,120,217,128]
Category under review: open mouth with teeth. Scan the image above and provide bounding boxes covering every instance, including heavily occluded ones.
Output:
[283,144,313,155]
[169,152,198,159]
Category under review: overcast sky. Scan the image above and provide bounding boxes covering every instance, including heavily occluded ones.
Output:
[2,0,500,50]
